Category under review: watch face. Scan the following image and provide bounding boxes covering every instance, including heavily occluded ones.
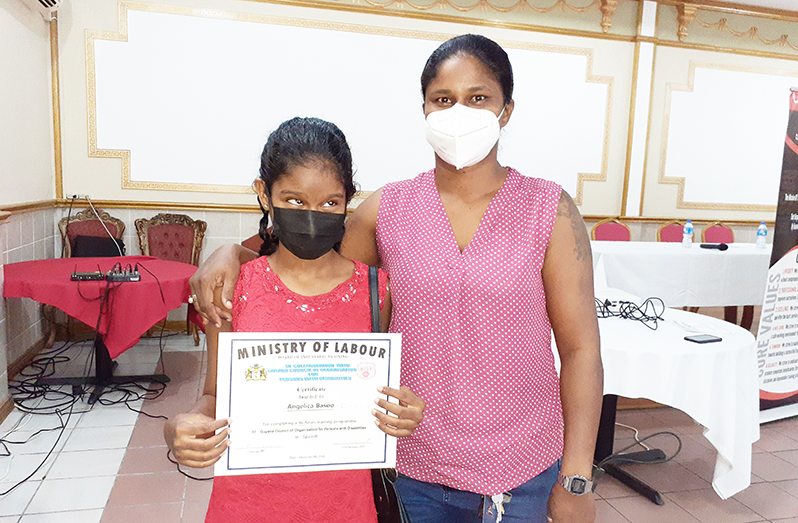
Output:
[570,477,587,494]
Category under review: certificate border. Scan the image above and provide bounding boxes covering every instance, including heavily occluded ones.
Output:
[224,336,396,473]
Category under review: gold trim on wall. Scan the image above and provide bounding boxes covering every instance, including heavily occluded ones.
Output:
[0,211,11,224]
[0,200,58,215]
[656,60,796,213]
[85,1,614,201]
[51,15,63,200]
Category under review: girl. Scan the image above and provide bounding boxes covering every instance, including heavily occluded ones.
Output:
[192,35,602,523]
[164,117,425,522]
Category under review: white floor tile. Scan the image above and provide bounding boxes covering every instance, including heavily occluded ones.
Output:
[116,350,164,364]
[0,412,78,436]
[60,426,133,452]
[0,480,41,517]
[19,509,103,523]
[76,407,139,428]
[46,449,125,479]
[4,428,70,456]
[0,516,20,523]
[112,364,158,375]
[0,453,55,483]
[26,476,115,514]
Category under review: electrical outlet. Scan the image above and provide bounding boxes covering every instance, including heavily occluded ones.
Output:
[69,194,90,200]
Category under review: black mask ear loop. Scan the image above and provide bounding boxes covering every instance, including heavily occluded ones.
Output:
[254,182,277,255]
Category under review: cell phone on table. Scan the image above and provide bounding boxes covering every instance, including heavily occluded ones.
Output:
[684,334,722,344]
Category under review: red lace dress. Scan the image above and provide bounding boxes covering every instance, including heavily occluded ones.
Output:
[204,256,386,523]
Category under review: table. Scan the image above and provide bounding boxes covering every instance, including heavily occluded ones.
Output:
[3,256,197,400]
[593,301,759,501]
[591,241,771,307]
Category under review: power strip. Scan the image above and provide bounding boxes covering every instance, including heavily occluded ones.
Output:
[107,269,140,282]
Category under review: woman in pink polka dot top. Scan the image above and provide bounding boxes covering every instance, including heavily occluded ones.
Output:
[191,34,602,523]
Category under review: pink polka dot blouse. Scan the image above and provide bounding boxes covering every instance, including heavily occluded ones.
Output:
[377,168,564,495]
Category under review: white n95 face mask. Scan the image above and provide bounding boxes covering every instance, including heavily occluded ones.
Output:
[425,103,504,170]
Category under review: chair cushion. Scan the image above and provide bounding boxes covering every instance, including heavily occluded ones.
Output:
[659,223,685,242]
[704,225,734,244]
[67,220,120,242]
[146,224,195,264]
[593,222,630,241]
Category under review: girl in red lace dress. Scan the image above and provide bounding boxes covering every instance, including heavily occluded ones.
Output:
[164,117,425,523]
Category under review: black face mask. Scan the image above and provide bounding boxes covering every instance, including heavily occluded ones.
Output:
[271,206,346,260]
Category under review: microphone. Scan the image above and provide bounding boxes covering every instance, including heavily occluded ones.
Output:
[700,243,729,251]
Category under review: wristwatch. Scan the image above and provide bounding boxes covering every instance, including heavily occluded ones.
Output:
[557,471,596,495]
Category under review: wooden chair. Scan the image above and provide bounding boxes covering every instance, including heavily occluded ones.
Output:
[58,208,125,258]
[591,218,631,241]
[657,220,688,243]
[702,222,734,244]
[135,213,207,344]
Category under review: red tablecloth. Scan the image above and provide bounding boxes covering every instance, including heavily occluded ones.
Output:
[3,256,197,359]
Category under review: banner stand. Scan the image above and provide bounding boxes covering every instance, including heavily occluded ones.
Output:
[756,88,798,423]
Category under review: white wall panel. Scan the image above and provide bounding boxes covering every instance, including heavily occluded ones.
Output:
[90,6,613,196]
[664,65,795,206]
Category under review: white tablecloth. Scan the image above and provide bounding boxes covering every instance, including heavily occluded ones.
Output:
[591,241,771,307]
[598,306,759,499]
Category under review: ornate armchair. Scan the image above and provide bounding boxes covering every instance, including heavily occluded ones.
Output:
[58,208,126,258]
[135,213,207,344]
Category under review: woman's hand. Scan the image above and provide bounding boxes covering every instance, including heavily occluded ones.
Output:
[372,386,425,437]
[164,412,231,468]
[189,244,255,327]
[546,483,596,523]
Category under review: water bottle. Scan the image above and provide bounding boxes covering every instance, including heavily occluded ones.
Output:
[756,222,768,249]
[682,220,693,248]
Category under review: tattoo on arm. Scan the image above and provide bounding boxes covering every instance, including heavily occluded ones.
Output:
[557,191,591,263]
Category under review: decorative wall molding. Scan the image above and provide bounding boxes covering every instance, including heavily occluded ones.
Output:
[677,4,697,41]
[245,0,640,38]
[656,61,795,213]
[692,12,798,52]
[663,1,798,56]
[357,0,599,14]
[600,0,619,33]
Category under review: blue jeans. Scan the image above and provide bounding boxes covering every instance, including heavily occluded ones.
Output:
[395,461,559,523]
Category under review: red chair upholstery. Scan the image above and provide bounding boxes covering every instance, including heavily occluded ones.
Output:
[591,218,631,241]
[702,222,734,244]
[135,213,207,344]
[58,208,125,258]
[657,220,688,243]
[241,234,262,253]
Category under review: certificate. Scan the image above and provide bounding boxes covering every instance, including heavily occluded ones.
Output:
[215,332,401,476]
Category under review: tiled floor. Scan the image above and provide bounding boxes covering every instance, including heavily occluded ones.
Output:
[0,316,797,522]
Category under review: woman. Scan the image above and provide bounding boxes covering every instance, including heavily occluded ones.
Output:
[165,117,425,522]
[191,35,602,523]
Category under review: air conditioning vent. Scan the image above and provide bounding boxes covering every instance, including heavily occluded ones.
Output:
[19,0,62,20]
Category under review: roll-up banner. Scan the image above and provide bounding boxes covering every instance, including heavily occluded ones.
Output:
[757,88,798,422]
